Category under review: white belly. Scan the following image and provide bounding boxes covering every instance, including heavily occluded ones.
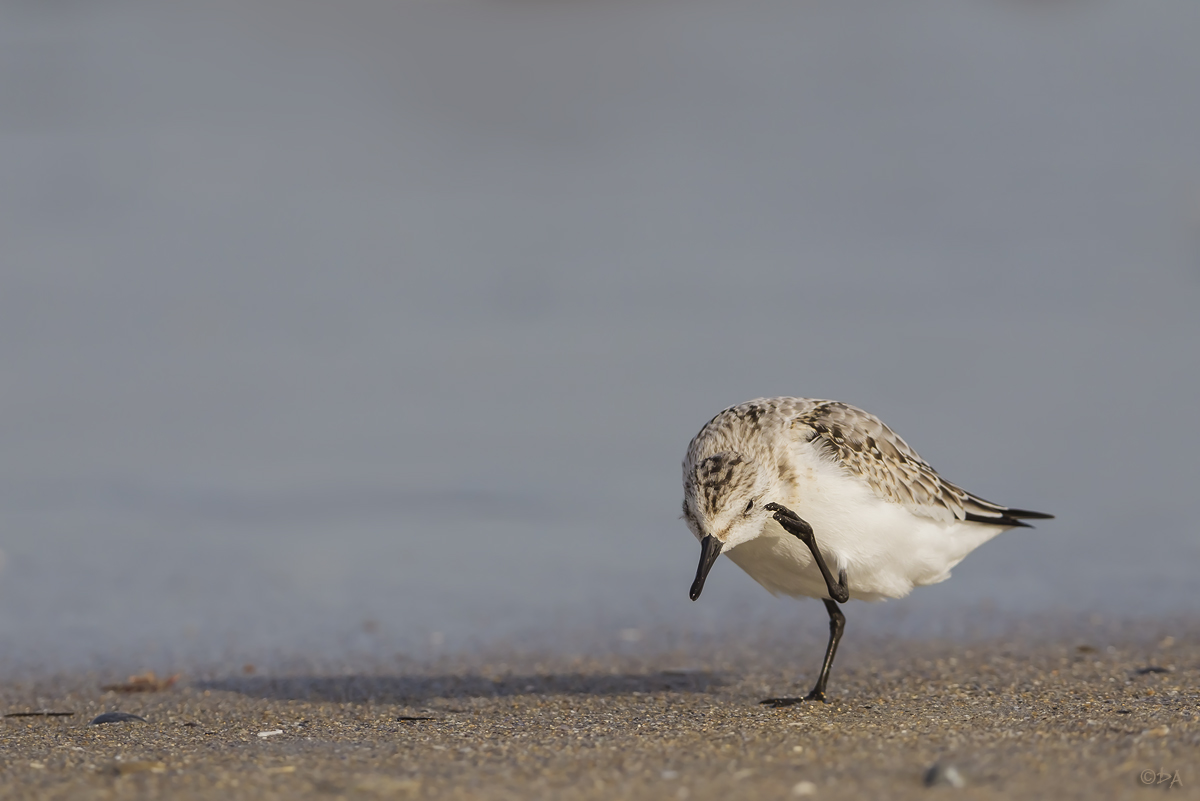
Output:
[723,456,1008,602]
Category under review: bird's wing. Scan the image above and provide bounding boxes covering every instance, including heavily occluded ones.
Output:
[791,400,1051,527]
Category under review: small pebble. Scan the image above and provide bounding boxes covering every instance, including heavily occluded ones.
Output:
[89,712,146,725]
[923,763,966,788]
[792,780,817,796]
[257,729,284,738]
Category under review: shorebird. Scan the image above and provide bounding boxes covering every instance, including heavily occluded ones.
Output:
[682,397,1052,705]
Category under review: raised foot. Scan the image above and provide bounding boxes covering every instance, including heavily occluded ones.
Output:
[764,502,804,529]
[765,502,850,605]
[759,691,827,708]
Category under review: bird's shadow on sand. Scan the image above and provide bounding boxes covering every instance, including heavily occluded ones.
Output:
[195,671,725,704]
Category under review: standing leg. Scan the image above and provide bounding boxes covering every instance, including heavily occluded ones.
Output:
[761,599,846,706]
[806,599,846,700]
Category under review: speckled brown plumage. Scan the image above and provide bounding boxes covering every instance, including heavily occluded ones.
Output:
[687,398,1050,529]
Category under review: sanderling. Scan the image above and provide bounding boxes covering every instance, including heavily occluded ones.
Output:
[682,397,1051,705]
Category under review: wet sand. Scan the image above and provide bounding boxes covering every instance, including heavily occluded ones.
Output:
[2,624,1197,800]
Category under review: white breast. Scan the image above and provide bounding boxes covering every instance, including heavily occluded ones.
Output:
[723,442,1009,602]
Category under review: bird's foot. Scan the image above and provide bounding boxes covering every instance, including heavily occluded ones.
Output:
[759,697,804,708]
[759,691,827,708]
[764,502,806,530]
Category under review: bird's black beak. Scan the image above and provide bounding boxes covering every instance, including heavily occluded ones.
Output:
[689,535,723,601]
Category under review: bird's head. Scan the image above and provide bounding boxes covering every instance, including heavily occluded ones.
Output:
[681,450,779,600]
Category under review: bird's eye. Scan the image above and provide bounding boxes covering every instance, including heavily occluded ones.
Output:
[743,499,755,515]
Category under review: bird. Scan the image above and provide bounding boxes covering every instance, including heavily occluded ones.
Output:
[681,397,1052,705]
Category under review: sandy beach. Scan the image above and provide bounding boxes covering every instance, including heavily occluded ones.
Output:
[2,622,1197,800]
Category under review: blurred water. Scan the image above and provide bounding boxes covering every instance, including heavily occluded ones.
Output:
[1,0,1198,669]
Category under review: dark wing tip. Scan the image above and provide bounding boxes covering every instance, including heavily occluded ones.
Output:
[963,507,1053,528]
[1004,508,1054,520]
[964,512,1032,528]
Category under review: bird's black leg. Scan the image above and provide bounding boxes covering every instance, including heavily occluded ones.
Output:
[807,599,845,701]
[760,599,846,707]
[763,502,849,603]
[758,502,849,707]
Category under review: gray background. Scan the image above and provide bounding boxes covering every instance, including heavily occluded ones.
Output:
[1,0,1198,668]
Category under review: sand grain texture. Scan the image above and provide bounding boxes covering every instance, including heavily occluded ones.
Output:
[2,632,1197,800]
